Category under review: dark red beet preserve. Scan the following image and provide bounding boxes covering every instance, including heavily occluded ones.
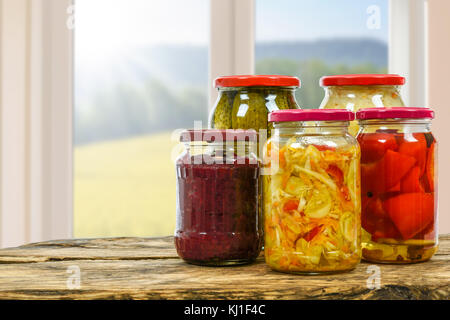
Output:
[175,153,262,266]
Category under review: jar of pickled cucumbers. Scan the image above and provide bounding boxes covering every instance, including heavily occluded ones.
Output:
[175,129,262,266]
[356,108,438,264]
[320,74,406,136]
[263,109,361,274]
[209,75,301,150]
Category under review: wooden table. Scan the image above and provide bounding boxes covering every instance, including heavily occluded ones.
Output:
[0,235,448,300]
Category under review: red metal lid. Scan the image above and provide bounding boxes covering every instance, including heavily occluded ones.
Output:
[215,75,301,88]
[269,109,355,122]
[356,107,435,120]
[320,74,405,86]
[180,129,257,142]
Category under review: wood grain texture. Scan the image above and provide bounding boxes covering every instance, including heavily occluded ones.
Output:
[0,235,448,300]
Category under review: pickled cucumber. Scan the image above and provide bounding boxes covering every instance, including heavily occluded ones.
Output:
[232,92,268,131]
[268,90,295,110]
[275,92,289,109]
[211,92,234,129]
[288,92,300,109]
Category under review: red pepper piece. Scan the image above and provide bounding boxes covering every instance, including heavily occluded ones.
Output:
[361,149,416,194]
[388,182,401,192]
[425,143,436,192]
[283,199,299,212]
[383,193,435,240]
[398,133,427,175]
[362,216,376,234]
[362,195,390,235]
[362,195,401,240]
[326,165,344,186]
[415,221,436,240]
[362,196,378,234]
[304,225,323,242]
[358,133,398,163]
[368,197,388,219]
[401,166,424,193]
[327,165,355,205]
[313,144,336,152]
[372,218,401,241]
[279,149,287,169]
[361,162,377,195]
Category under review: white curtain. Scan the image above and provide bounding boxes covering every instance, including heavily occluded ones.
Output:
[0,0,73,248]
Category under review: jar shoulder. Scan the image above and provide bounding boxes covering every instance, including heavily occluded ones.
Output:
[209,88,300,130]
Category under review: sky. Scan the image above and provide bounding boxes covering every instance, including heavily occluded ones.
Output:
[256,0,388,43]
[75,0,209,62]
[75,0,388,52]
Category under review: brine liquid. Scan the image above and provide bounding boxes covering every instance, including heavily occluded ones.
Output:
[359,131,438,263]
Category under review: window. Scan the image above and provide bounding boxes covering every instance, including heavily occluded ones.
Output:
[73,0,421,239]
[74,0,209,237]
[1,0,432,248]
[255,0,389,108]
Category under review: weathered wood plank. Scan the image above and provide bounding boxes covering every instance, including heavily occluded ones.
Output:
[0,235,448,300]
[0,237,177,263]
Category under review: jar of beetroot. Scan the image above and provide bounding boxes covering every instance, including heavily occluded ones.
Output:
[356,108,438,263]
[175,129,262,266]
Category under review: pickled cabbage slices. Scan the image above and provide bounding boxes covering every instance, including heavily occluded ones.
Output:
[263,139,361,273]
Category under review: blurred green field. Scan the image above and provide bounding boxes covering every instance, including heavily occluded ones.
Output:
[74,132,180,238]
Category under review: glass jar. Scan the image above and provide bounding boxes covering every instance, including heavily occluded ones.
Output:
[263,109,361,274]
[209,75,301,147]
[320,74,406,136]
[357,108,438,264]
[175,129,262,266]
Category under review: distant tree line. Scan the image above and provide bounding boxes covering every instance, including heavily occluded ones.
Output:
[75,59,386,145]
[75,78,208,145]
[255,58,387,108]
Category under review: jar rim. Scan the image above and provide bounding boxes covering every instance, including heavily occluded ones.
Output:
[320,74,405,87]
[214,75,300,88]
[356,107,434,120]
[269,109,355,122]
[180,129,257,143]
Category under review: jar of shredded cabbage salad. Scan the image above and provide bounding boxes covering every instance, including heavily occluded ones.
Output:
[319,74,406,136]
[263,109,361,274]
[357,108,438,264]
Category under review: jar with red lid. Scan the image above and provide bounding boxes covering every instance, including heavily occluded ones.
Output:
[175,129,262,266]
[209,75,301,145]
[263,109,361,274]
[320,74,406,136]
[356,107,438,263]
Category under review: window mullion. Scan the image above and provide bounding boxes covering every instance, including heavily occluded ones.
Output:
[389,0,427,106]
[209,0,255,109]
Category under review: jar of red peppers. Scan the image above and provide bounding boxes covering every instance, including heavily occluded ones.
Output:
[175,129,262,266]
[356,108,438,263]
[263,110,361,274]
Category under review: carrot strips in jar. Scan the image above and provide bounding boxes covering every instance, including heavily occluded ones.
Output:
[264,109,361,274]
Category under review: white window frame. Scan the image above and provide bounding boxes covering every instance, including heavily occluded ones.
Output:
[209,0,255,107]
[389,0,428,106]
[0,0,73,248]
[0,0,429,247]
